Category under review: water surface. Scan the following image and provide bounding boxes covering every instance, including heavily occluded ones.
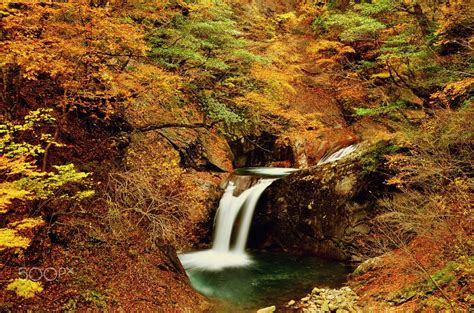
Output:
[184,251,352,312]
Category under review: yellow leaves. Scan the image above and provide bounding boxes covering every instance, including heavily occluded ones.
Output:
[315,58,339,71]
[9,217,45,231]
[451,177,472,192]
[6,279,43,299]
[0,156,42,177]
[251,64,296,96]
[1,2,148,115]
[0,182,32,213]
[0,228,31,251]
[0,217,44,251]
[113,63,182,105]
[371,72,391,79]
[306,40,355,57]
[307,40,342,55]
[430,78,474,107]
[339,46,356,55]
[442,78,474,99]
[0,157,41,212]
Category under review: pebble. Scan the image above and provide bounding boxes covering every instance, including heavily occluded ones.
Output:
[321,300,330,311]
[287,286,361,312]
[257,305,276,313]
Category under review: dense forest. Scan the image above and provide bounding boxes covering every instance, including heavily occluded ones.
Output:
[0,0,472,312]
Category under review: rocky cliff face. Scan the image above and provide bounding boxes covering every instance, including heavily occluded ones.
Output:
[249,143,389,261]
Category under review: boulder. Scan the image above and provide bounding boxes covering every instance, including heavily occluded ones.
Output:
[275,128,358,168]
[161,128,234,172]
[250,142,389,261]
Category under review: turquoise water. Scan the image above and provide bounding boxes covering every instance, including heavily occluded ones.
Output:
[184,251,352,312]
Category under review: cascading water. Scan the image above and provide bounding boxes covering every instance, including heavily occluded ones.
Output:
[179,177,281,271]
[179,145,357,271]
[317,144,358,165]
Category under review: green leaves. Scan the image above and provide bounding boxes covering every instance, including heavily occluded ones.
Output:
[146,1,266,137]
[353,0,396,16]
[354,100,408,117]
[17,164,93,200]
[148,2,262,78]
[203,95,243,126]
[325,12,386,42]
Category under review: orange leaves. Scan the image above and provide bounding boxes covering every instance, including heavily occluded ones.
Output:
[430,78,474,108]
[1,2,148,118]
[306,39,353,56]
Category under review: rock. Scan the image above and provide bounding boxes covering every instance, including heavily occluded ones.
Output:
[289,287,361,313]
[161,128,233,172]
[276,128,359,168]
[257,305,276,313]
[250,142,390,261]
[321,300,330,311]
[353,256,383,276]
[312,287,321,294]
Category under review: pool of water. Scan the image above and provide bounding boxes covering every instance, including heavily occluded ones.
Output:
[183,251,353,312]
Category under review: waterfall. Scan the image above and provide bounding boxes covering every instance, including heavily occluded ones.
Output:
[233,179,275,252]
[179,177,278,271]
[317,144,358,165]
[179,145,358,271]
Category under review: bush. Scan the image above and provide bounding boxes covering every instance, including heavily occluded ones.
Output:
[376,105,473,259]
[105,161,204,248]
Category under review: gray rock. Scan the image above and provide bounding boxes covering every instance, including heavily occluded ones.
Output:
[251,142,390,261]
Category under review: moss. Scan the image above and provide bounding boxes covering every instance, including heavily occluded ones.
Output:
[427,261,458,291]
[389,260,462,306]
[0,228,31,251]
[6,279,43,299]
[360,142,400,173]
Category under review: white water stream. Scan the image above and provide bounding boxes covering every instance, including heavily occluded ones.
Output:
[317,144,358,165]
[179,145,358,271]
[179,178,277,270]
